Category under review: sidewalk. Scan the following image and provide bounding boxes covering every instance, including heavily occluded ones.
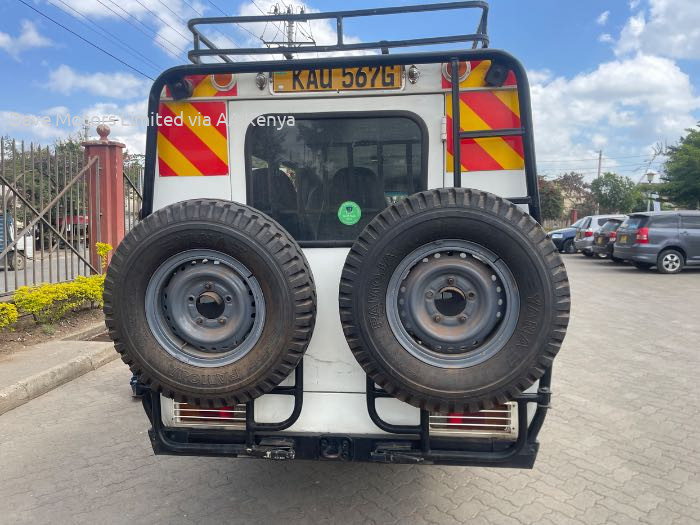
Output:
[0,324,117,415]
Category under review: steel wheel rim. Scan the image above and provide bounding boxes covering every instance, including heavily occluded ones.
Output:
[663,253,680,271]
[145,249,265,367]
[386,240,520,369]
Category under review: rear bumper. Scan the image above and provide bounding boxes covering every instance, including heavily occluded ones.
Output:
[612,244,657,263]
[143,392,540,467]
[141,372,552,468]
[573,238,593,252]
[591,243,613,256]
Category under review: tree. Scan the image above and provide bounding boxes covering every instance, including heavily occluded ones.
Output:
[553,171,596,217]
[589,172,639,213]
[658,126,700,209]
[538,176,564,220]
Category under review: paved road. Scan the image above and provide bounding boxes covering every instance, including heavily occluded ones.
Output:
[1,255,699,524]
[0,248,91,295]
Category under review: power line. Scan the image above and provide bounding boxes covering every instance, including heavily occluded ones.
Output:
[16,0,154,80]
[97,0,187,59]
[538,153,666,163]
[133,0,191,42]
[49,0,166,73]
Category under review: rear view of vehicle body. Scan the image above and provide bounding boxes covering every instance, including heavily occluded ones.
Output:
[614,211,700,273]
[104,3,570,468]
[592,218,625,261]
[574,214,626,256]
[548,218,584,254]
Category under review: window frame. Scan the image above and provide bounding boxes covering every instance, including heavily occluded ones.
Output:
[243,110,429,247]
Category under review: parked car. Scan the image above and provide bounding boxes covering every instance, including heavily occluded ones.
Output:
[614,211,700,273]
[548,218,584,254]
[574,214,626,257]
[591,218,625,262]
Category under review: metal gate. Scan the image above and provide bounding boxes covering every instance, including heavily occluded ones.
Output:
[0,139,101,297]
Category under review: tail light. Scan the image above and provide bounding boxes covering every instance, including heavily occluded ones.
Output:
[609,231,617,240]
[584,229,593,237]
[442,61,470,83]
[636,227,649,243]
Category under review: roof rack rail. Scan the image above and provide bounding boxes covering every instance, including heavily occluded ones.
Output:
[187,1,489,64]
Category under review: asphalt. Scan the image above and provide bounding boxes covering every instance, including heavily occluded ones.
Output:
[0,254,699,524]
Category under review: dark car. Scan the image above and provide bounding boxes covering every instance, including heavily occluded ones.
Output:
[613,211,700,274]
[547,218,584,254]
[592,218,625,262]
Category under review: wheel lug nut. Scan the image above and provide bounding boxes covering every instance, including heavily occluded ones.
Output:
[425,290,433,298]
[195,317,204,325]
[218,317,226,325]
[434,314,442,322]
[459,315,467,323]
[447,277,455,285]
[204,282,213,290]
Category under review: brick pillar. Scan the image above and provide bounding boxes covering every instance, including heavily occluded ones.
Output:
[82,124,125,270]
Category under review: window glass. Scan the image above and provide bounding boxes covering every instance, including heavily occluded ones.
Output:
[246,115,424,241]
[597,218,610,226]
[621,216,646,229]
[570,218,584,228]
[650,215,678,228]
[601,220,621,232]
[681,215,700,229]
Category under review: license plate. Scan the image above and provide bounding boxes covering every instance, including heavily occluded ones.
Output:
[620,235,628,243]
[597,237,604,245]
[272,66,403,93]
[551,233,562,239]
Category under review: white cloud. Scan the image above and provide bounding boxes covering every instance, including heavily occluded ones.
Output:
[616,0,700,59]
[531,53,700,177]
[80,100,148,154]
[47,65,149,99]
[596,10,610,25]
[599,33,614,43]
[0,20,52,59]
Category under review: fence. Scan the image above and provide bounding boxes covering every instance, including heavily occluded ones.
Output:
[0,136,146,298]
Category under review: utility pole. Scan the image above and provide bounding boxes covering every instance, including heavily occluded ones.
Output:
[596,150,602,179]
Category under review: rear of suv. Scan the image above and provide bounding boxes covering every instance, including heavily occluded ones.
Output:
[591,217,625,262]
[614,211,700,273]
[574,214,626,257]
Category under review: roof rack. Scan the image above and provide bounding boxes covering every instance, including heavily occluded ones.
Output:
[187,1,489,64]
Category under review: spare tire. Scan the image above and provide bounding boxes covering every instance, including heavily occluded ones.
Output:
[339,188,569,413]
[104,199,316,406]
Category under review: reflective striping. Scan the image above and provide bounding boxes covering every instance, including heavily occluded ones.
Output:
[157,101,229,177]
[157,132,203,176]
[446,90,524,172]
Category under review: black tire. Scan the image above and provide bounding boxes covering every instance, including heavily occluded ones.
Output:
[657,249,684,274]
[104,199,316,406]
[339,188,570,412]
[582,250,594,257]
[8,251,26,271]
[634,262,652,271]
[562,239,576,254]
[611,256,624,264]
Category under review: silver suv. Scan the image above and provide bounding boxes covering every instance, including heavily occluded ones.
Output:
[574,214,626,256]
[614,211,700,274]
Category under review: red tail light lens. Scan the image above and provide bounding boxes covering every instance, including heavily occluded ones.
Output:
[584,229,593,237]
[609,231,617,240]
[636,227,649,243]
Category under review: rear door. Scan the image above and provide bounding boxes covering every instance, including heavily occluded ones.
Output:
[230,94,442,393]
[617,216,646,245]
[681,215,700,263]
[576,217,591,239]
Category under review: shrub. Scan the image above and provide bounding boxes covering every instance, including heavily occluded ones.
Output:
[0,302,19,330]
[13,274,106,324]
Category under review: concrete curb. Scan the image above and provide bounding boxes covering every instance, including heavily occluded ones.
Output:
[0,343,118,416]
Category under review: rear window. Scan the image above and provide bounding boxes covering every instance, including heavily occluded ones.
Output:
[649,215,678,228]
[600,220,622,232]
[246,114,425,243]
[621,216,646,229]
[597,218,610,226]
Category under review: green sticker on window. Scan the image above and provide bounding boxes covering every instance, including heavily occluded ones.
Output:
[338,200,362,226]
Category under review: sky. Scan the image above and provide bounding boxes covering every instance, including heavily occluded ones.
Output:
[1,0,699,182]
